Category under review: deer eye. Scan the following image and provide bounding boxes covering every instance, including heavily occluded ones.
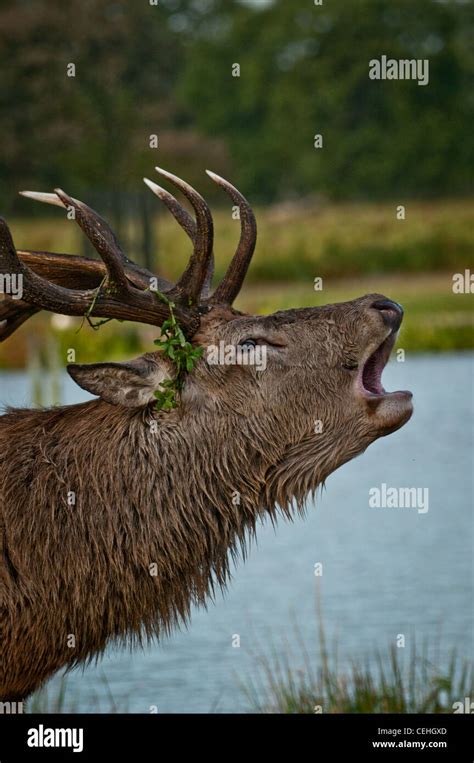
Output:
[240,339,257,349]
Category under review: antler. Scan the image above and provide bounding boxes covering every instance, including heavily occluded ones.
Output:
[0,169,257,342]
[143,175,214,300]
[205,171,257,305]
[144,168,256,305]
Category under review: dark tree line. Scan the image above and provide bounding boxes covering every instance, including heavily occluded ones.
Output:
[0,0,472,210]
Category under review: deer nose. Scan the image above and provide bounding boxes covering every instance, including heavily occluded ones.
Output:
[371,299,404,331]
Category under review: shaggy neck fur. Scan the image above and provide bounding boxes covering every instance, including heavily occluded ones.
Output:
[0,393,369,700]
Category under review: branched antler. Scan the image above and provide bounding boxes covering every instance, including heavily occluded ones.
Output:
[0,169,257,342]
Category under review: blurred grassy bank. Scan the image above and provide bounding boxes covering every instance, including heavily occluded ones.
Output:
[27,623,473,714]
[243,628,473,714]
[7,198,473,282]
[1,199,472,368]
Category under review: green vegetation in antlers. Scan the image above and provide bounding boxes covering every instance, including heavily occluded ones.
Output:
[152,292,203,411]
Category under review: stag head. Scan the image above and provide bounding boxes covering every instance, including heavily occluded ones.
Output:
[0,169,413,501]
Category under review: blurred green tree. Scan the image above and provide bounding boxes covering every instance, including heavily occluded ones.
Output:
[0,0,229,211]
[179,0,474,200]
[0,0,472,207]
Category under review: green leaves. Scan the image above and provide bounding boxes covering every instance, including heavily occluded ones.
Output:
[152,296,204,412]
[153,380,178,412]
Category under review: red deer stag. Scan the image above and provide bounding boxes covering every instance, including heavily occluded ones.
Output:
[0,169,413,701]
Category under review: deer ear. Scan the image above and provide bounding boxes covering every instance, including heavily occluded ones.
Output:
[67,355,171,408]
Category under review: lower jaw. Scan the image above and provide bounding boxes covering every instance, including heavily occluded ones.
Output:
[365,390,414,432]
[364,389,412,403]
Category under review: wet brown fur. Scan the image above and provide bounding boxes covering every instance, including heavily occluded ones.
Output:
[0,295,412,700]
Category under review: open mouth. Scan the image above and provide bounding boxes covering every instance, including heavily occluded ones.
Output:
[358,331,404,398]
[352,301,413,428]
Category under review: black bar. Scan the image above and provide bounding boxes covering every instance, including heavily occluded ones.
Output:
[0,712,472,761]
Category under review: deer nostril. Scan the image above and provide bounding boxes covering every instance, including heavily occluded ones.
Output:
[371,299,404,331]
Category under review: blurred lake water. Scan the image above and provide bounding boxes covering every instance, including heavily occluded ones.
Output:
[0,352,472,713]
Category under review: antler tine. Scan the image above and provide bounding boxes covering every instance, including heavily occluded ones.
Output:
[205,170,257,305]
[0,218,200,337]
[143,178,214,300]
[20,189,174,293]
[19,190,70,207]
[0,299,39,342]
[143,178,196,241]
[21,189,130,292]
[53,188,130,293]
[154,167,213,304]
